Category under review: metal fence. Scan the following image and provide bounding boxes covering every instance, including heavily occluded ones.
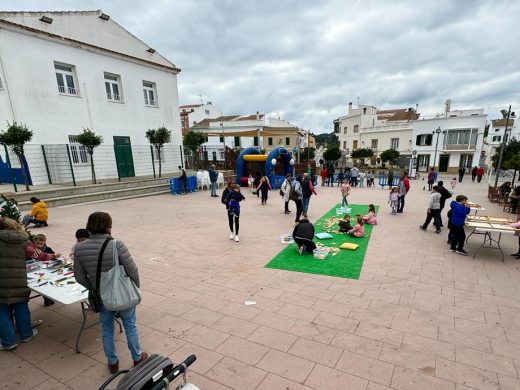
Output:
[0,143,187,193]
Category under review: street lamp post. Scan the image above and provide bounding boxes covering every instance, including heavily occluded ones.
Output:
[494,105,512,188]
[432,126,442,170]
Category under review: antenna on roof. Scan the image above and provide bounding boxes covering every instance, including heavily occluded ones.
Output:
[199,94,203,104]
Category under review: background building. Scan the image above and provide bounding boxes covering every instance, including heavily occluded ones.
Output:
[411,103,487,174]
[0,10,183,185]
[180,102,222,135]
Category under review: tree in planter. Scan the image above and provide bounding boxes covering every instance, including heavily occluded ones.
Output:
[183,130,207,169]
[300,147,316,162]
[380,149,400,167]
[350,147,374,166]
[76,128,103,184]
[323,145,341,163]
[0,121,33,191]
[146,127,171,178]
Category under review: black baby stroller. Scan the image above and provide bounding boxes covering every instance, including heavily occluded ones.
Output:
[99,354,199,389]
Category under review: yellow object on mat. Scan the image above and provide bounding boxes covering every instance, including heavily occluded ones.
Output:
[340,243,359,250]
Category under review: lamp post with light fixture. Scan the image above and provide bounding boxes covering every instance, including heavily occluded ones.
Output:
[432,126,442,170]
[494,105,515,188]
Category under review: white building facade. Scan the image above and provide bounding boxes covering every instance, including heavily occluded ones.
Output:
[411,108,487,174]
[0,11,183,185]
[482,118,517,166]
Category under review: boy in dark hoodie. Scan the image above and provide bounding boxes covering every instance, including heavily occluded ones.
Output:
[449,195,471,255]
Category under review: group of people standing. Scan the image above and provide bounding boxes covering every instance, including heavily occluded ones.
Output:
[320,165,376,188]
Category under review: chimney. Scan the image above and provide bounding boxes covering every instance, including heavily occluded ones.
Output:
[445,99,452,114]
[348,102,352,113]
[256,111,260,120]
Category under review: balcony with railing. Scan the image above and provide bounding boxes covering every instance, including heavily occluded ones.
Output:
[361,122,412,133]
[442,129,478,151]
[58,85,77,95]
[107,93,122,102]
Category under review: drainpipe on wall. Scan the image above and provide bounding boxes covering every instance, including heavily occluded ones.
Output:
[0,44,17,121]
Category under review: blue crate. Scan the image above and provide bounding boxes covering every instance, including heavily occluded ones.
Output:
[169,176,198,195]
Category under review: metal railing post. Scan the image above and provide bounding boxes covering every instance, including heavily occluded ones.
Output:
[179,145,184,168]
[41,145,52,184]
[65,144,77,186]
[4,144,17,192]
[150,145,156,178]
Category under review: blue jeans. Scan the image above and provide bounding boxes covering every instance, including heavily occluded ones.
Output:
[0,302,32,348]
[210,182,217,196]
[302,197,310,214]
[99,305,141,364]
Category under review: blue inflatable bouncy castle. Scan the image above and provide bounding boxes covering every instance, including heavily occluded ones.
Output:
[235,146,293,189]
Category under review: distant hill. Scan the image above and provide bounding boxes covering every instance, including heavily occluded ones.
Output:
[313,132,339,147]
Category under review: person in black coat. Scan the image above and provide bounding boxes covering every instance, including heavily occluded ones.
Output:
[437,181,452,228]
[292,218,316,254]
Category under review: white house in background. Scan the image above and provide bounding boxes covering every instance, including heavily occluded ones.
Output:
[180,102,222,135]
[0,10,182,185]
[482,117,517,165]
[334,102,418,166]
[411,103,487,174]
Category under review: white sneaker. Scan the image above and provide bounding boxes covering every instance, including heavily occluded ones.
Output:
[234,236,240,242]
[21,328,38,343]
[229,232,234,240]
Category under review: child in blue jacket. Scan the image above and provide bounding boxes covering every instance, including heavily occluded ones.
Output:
[449,195,471,255]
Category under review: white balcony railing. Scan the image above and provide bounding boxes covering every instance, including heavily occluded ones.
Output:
[58,85,77,95]
[361,123,412,133]
[145,99,157,106]
[107,93,122,102]
[444,144,477,151]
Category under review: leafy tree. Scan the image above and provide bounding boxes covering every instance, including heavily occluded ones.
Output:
[76,128,103,184]
[183,130,208,169]
[0,194,21,223]
[380,149,400,166]
[146,127,171,178]
[323,145,342,162]
[300,147,316,162]
[491,139,520,169]
[350,147,374,166]
[0,121,33,191]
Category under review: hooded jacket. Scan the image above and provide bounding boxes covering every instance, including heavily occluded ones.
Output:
[450,201,470,226]
[30,201,48,221]
[0,229,30,304]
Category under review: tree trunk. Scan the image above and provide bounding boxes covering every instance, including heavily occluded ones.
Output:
[158,146,162,178]
[90,152,96,184]
[18,154,30,191]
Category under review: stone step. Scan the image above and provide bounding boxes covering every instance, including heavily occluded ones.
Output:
[18,183,171,210]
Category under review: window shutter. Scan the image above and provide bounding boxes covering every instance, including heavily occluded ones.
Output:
[426,134,433,146]
[416,135,421,145]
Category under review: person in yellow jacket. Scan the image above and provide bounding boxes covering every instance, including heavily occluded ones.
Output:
[22,197,48,227]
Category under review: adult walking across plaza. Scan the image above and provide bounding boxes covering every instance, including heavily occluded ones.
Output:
[281,173,292,214]
[301,172,317,218]
[74,212,147,373]
[476,166,484,183]
[350,166,359,187]
[292,175,304,223]
[208,164,219,197]
[471,166,478,182]
[387,168,394,189]
[458,166,465,182]
[397,171,410,213]
[427,167,436,191]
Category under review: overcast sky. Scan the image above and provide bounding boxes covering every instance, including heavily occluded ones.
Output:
[3,0,520,133]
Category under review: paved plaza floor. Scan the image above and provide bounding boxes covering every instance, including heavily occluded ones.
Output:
[2,177,520,389]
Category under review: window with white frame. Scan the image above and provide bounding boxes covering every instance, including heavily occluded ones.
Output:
[68,135,89,164]
[104,73,123,102]
[142,81,157,106]
[390,138,399,150]
[417,154,430,172]
[371,139,378,149]
[54,62,78,96]
[492,135,501,142]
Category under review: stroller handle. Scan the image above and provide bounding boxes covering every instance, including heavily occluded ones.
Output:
[150,354,197,390]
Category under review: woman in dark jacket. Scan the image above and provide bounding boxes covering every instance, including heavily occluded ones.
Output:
[73,212,146,373]
[0,217,36,350]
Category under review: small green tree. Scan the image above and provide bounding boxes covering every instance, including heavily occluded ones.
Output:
[0,194,21,223]
[76,128,103,184]
[0,121,33,191]
[300,147,316,162]
[183,130,208,169]
[323,145,342,162]
[350,147,374,166]
[380,149,400,166]
[146,127,171,178]
[491,139,520,169]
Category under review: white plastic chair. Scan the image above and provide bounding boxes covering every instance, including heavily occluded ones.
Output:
[196,171,203,190]
[201,171,210,190]
[217,172,224,188]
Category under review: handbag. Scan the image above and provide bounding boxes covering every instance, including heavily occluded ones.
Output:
[98,239,141,311]
[90,238,113,313]
[279,189,284,197]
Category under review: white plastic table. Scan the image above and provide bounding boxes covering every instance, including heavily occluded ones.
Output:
[465,221,515,261]
[27,265,121,352]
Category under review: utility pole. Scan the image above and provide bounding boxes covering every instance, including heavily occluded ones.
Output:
[494,105,511,188]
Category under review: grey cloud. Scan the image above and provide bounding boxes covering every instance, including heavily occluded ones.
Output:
[4,0,520,132]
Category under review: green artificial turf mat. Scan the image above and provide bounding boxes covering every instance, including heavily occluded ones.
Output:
[265,203,377,279]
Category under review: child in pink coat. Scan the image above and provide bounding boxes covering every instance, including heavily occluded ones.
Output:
[340,180,351,206]
[348,216,365,237]
[363,204,378,225]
